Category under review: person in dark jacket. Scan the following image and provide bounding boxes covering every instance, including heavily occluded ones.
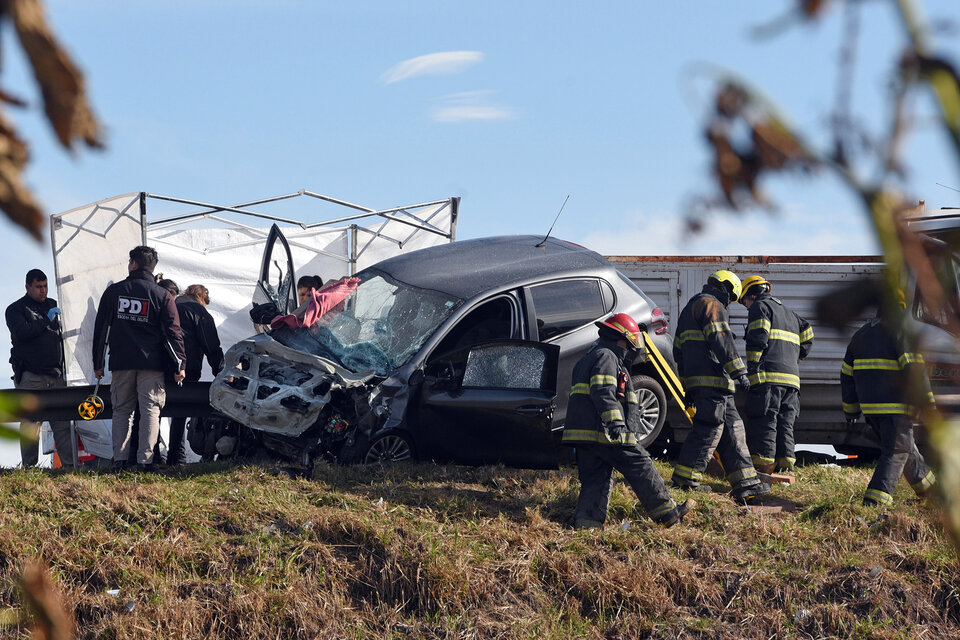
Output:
[671,270,771,504]
[166,284,224,465]
[841,307,936,506]
[5,269,75,467]
[739,275,814,473]
[92,246,186,471]
[562,313,693,528]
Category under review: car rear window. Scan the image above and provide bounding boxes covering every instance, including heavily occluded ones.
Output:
[530,279,606,340]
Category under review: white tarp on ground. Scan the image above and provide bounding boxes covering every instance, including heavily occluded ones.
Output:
[50,191,458,460]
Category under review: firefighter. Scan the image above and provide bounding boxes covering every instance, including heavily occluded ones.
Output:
[841,304,936,507]
[562,313,693,528]
[739,275,814,473]
[671,270,771,504]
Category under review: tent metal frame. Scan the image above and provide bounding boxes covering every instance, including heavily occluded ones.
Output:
[138,190,459,274]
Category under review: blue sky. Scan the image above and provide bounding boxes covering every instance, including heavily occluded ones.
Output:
[1,1,958,464]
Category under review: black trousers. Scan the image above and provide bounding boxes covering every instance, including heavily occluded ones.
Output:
[166,371,201,465]
[574,443,675,528]
[864,414,935,505]
[672,388,759,489]
[745,384,800,470]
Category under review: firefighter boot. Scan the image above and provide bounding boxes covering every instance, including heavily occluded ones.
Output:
[731,481,771,505]
[654,499,695,528]
[671,480,712,493]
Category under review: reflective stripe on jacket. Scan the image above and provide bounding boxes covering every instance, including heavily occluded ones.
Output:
[744,292,813,389]
[562,338,641,446]
[840,317,933,417]
[673,286,745,392]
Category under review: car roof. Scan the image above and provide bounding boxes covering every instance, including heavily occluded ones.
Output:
[365,235,613,299]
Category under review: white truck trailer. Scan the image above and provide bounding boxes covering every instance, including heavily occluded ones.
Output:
[610,255,887,455]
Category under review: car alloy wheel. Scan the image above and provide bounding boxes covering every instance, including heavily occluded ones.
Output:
[630,374,667,446]
[363,433,414,464]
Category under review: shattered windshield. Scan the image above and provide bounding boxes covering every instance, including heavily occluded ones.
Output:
[272,272,462,375]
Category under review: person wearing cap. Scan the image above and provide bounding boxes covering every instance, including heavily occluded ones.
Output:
[671,270,771,504]
[562,312,693,528]
[738,275,814,473]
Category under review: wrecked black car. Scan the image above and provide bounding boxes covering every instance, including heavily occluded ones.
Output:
[205,232,681,468]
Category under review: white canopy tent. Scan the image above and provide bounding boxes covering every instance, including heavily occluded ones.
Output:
[50,190,458,458]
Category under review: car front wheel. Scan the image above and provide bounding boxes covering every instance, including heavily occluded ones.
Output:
[362,431,416,464]
[631,374,667,447]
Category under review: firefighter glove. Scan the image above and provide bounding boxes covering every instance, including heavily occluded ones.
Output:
[736,374,750,391]
[607,422,626,438]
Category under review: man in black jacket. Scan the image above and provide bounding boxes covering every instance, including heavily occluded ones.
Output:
[671,270,770,504]
[739,275,814,473]
[5,269,75,467]
[562,313,692,528]
[841,308,936,506]
[167,284,224,465]
[92,246,186,471]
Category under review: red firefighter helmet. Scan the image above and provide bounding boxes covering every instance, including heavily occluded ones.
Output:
[595,312,643,350]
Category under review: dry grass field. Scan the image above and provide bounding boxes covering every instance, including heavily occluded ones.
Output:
[0,459,957,639]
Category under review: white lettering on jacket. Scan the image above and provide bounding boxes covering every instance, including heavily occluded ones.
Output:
[117,296,150,321]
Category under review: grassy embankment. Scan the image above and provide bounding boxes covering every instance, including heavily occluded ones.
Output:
[0,459,958,639]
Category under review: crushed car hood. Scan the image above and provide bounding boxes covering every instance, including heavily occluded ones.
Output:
[210,333,377,437]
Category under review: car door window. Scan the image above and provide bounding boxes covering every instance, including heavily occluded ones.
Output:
[256,224,297,316]
[914,239,960,331]
[432,296,517,356]
[530,279,607,340]
[462,343,548,390]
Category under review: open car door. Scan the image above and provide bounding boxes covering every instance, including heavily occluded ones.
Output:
[254,224,297,316]
[417,340,562,468]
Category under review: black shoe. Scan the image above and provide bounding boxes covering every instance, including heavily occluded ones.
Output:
[654,499,695,528]
[672,480,712,493]
[136,463,155,473]
[732,481,771,505]
[110,460,128,473]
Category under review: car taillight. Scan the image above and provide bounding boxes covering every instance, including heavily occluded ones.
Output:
[650,307,668,335]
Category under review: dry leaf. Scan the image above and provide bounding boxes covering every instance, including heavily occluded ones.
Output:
[20,563,73,640]
[7,0,103,150]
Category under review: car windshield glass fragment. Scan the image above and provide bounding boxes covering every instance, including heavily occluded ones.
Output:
[272,273,461,375]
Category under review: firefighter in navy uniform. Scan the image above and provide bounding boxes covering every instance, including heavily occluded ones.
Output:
[841,304,936,507]
[562,313,693,528]
[739,275,814,473]
[671,270,771,504]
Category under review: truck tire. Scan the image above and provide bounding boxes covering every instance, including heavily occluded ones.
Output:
[631,374,667,447]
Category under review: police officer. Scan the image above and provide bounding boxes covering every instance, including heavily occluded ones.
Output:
[562,313,692,528]
[5,269,75,467]
[671,270,771,504]
[739,275,814,473]
[92,246,186,471]
[841,303,936,506]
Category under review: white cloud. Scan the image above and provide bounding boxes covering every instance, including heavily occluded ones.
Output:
[381,51,483,84]
[430,91,516,123]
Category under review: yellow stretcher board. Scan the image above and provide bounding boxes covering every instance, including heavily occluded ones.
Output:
[641,332,695,423]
